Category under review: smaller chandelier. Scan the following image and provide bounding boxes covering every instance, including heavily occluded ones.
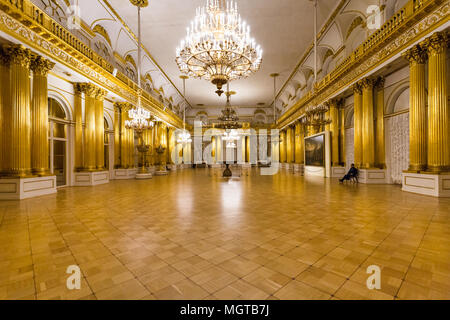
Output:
[125,106,154,131]
[177,130,192,144]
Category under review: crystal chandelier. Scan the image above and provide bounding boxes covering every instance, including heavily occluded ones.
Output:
[177,75,192,144]
[176,0,263,96]
[125,106,154,131]
[216,87,241,130]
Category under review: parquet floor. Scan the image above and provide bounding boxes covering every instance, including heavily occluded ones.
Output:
[0,168,449,300]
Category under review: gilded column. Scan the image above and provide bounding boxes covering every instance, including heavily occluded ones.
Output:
[82,83,98,171]
[403,45,428,171]
[294,122,304,164]
[286,126,294,163]
[339,107,346,166]
[245,136,250,163]
[361,78,375,169]
[280,130,287,163]
[30,56,55,175]
[424,32,449,172]
[1,45,32,177]
[74,84,84,170]
[95,89,107,170]
[211,136,216,163]
[374,77,386,169]
[113,103,122,168]
[168,127,175,165]
[353,82,363,168]
[0,47,9,173]
[328,99,340,166]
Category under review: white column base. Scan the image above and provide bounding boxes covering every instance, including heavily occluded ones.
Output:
[402,172,450,197]
[293,164,304,175]
[358,169,387,184]
[305,166,325,177]
[168,164,178,171]
[112,168,137,180]
[136,173,153,180]
[0,176,57,200]
[331,166,346,178]
[74,171,109,186]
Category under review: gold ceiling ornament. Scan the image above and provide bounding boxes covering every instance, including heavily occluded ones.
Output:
[176,0,262,96]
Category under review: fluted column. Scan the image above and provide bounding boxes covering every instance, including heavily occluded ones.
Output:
[74,84,84,170]
[353,82,363,168]
[95,89,107,170]
[286,126,294,163]
[81,84,98,171]
[403,45,428,171]
[424,32,449,172]
[294,122,304,164]
[328,99,340,166]
[0,48,9,173]
[361,78,376,169]
[123,107,135,168]
[375,77,386,169]
[280,130,287,163]
[168,127,175,165]
[113,103,121,168]
[30,56,55,176]
[339,107,346,166]
[1,45,32,177]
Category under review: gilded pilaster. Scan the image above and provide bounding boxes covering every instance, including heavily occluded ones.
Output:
[327,99,340,166]
[374,77,386,169]
[1,45,32,177]
[95,88,107,170]
[0,47,10,174]
[403,45,428,172]
[423,32,449,172]
[81,83,98,171]
[168,127,176,165]
[286,126,294,164]
[353,82,363,168]
[294,122,304,164]
[280,130,287,163]
[361,78,376,169]
[74,84,84,170]
[339,107,346,166]
[30,55,55,175]
[113,103,121,168]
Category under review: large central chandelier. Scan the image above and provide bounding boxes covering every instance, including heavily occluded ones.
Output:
[176,0,263,96]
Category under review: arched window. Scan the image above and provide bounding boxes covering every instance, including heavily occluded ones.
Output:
[48,98,68,187]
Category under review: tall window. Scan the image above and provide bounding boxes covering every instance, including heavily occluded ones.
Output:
[48,98,68,187]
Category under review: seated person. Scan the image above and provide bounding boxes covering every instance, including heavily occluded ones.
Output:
[340,164,358,183]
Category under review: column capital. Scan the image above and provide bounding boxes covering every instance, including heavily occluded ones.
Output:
[352,81,362,95]
[114,101,133,112]
[361,78,376,89]
[95,88,108,101]
[2,44,32,68]
[375,76,385,89]
[77,83,99,98]
[422,31,449,55]
[30,55,55,77]
[403,44,428,64]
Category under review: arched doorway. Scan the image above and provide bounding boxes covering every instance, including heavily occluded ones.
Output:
[48,98,69,187]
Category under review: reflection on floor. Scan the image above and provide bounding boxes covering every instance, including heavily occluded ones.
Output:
[0,168,449,300]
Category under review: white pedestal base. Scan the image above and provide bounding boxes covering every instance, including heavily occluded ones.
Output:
[331,167,346,178]
[0,176,57,200]
[136,173,153,180]
[305,166,325,177]
[74,171,109,186]
[402,172,450,197]
[293,164,304,175]
[112,168,137,180]
[168,164,178,171]
[155,170,168,176]
[358,169,386,184]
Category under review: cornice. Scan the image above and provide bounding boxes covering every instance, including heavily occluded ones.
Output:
[277,0,448,129]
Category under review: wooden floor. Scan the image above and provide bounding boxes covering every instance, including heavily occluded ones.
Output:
[0,168,449,300]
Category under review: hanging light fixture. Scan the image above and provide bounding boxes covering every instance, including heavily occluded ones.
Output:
[176,0,263,96]
[177,75,192,144]
[126,0,153,133]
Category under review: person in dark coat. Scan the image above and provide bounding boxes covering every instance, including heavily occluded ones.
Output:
[340,164,358,183]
